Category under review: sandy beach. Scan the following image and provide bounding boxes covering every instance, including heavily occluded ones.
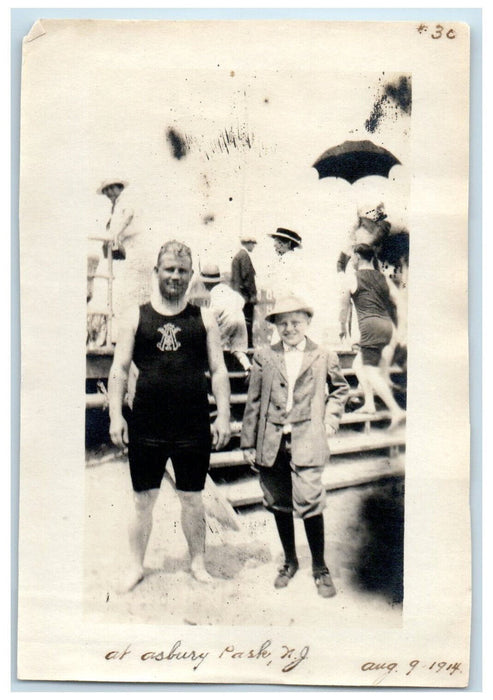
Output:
[84,453,403,629]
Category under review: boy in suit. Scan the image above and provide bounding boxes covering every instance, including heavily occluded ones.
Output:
[241,296,349,597]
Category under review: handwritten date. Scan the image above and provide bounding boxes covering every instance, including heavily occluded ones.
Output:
[361,659,462,677]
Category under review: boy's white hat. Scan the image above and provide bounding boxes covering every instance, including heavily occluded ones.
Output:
[265,295,313,323]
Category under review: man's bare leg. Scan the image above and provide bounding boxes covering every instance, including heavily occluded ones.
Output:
[117,488,159,593]
[365,365,406,429]
[353,352,376,413]
[380,332,398,387]
[177,490,212,583]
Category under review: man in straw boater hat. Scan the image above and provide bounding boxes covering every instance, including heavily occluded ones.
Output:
[231,234,258,348]
[199,263,251,372]
[108,240,231,592]
[241,296,349,598]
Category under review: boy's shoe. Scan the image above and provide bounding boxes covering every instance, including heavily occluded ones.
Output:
[314,568,337,598]
[274,560,299,588]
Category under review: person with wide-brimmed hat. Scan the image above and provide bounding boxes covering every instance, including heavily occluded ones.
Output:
[97,179,130,261]
[268,227,302,256]
[241,295,349,598]
[199,263,251,372]
[231,235,258,348]
[266,227,304,307]
[97,178,154,331]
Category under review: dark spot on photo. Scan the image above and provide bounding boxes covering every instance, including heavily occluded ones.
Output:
[203,214,215,225]
[365,75,412,133]
[384,75,412,115]
[365,96,386,133]
[348,478,404,604]
[166,127,189,160]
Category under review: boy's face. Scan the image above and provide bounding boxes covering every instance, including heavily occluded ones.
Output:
[274,311,310,347]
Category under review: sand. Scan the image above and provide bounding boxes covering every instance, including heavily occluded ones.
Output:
[84,455,403,629]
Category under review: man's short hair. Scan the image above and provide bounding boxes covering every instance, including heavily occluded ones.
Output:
[354,243,375,262]
[156,240,193,267]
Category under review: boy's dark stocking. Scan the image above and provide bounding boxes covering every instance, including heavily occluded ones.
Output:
[273,510,297,564]
[303,513,327,573]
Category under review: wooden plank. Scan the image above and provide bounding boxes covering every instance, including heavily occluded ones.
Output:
[225,411,394,435]
[86,393,108,409]
[86,348,356,366]
[209,427,406,468]
[205,370,249,379]
[208,393,248,405]
[206,386,387,406]
[341,364,403,377]
[86,347,115,357]
[87,387,370,406]
[217,454,405,508]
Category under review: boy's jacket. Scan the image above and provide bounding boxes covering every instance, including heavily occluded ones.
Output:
[241,338,349,467]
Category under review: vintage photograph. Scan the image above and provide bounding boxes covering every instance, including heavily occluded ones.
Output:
[84,62,410,626]
[17,18,471,686]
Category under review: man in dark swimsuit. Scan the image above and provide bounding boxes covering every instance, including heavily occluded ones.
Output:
[108,240,231,591]
[339,243,405,430]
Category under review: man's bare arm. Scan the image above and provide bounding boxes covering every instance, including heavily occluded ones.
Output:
[108,306,138,450]
[202,308,231,450]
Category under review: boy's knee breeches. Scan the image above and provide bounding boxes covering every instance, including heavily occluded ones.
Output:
[258,435,326,518]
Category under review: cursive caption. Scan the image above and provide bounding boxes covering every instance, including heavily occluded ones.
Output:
[361,660,463,685]
[104,639,309,673]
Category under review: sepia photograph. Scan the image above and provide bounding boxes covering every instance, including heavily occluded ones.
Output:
[17,16,472,686]
[83,66,410,628]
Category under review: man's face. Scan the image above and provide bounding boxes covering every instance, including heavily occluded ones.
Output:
[243,241,256,252]
[274,311,310,346]
[155,252,193,301]
[272,237,291,256]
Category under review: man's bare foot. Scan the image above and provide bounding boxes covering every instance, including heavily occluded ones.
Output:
[388,410,406,431]
[190,558,213,583]
[115,567,145,594]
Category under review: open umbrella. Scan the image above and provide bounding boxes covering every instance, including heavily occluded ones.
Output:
[312,140,400,184]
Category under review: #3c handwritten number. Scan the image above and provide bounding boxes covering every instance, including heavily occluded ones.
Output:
[417,24,456,39]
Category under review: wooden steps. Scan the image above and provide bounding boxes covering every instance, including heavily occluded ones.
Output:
[86,345,407,499]
[214,452,405,509]
[210,426,405,468]
[226,410,394,435]
[206,387,403,407]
